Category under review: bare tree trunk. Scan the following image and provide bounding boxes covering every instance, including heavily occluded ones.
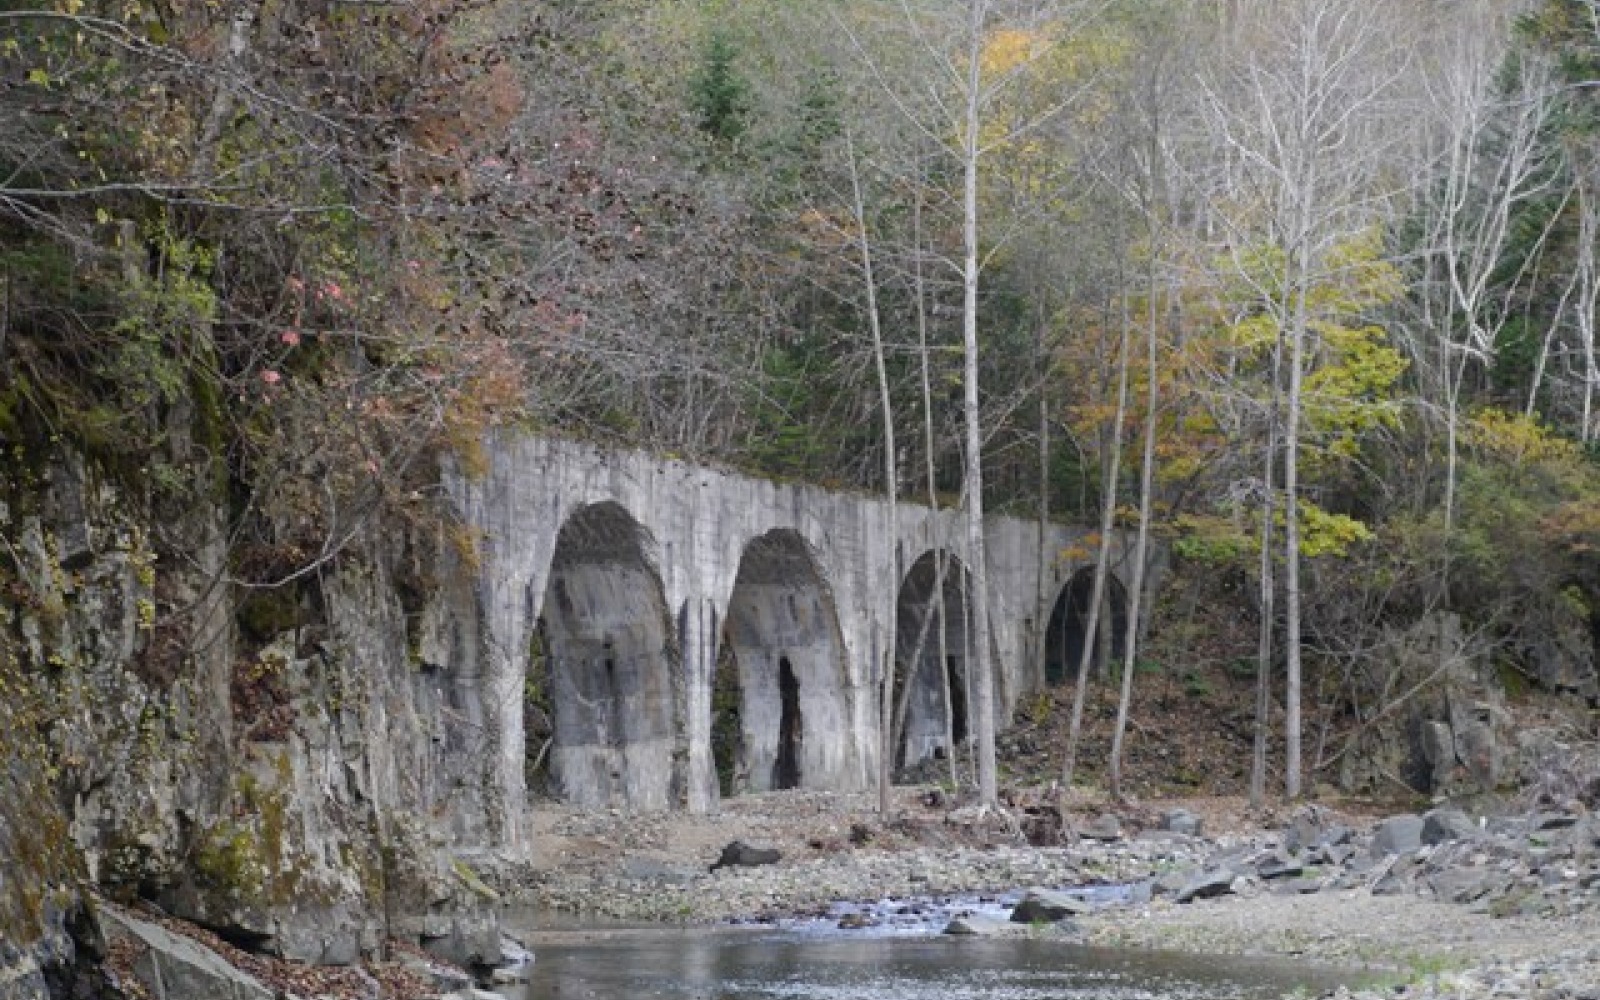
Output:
[1109,255,1161,801]
[1251,327,1282,807]
[845,132,899,820]
[1577,183,1599,443]
[910,170,960,792]
[1036,315,1052,688]
[1062,289,1132,788]
[1284,196,1312,802]
[891,551,952,753]
[960,0,999,807]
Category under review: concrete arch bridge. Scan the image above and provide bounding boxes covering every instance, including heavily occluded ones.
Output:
[441,434,1141,847]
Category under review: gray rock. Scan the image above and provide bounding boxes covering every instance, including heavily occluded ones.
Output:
[1421,720,1458,792]
[1370,872,1412,896]
[1256,856,1304,881]
[1428,869,1499,903]
[1151,870,1191,898]
[1174,871,1235,904]
[1534,812,1579,832]
[1009,888,1091,923]
[402,954,474,992]
[1279,877,1324,895]
[1422,807,1479,845]
[943,914,1014,936]
[100,908,272,1000]
[1229,874,1264,898]
[1159,808,1203,837]
[1081,814,1122,842]
[622,858,700,883]
[1371,814,1425,856]
[1453,710,1502,789]
[1284,807,1344,854]
[709,841,782,872]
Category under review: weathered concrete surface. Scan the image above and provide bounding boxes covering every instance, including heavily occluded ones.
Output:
[449,433,1140,846]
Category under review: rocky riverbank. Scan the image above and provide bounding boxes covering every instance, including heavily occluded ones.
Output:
[79,785,1600,1000]
[507,787,1600,1000]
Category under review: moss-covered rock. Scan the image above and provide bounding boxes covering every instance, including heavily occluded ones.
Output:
[0,649,102,1000]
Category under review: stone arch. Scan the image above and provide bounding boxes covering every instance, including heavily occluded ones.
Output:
[895,549,974,769]
[715,529,854,797]
[1043,566,1128,685]
[535,501,681,810]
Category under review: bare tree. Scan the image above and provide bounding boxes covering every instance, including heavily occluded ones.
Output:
[843,130,901,819]
[1060,283,1132,789]
[1200,0,1410,798]
[1402,4,1559,585]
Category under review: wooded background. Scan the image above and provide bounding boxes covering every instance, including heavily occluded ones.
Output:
[5,0,1600,805]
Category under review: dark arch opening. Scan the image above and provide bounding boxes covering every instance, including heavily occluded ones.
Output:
[710,636,742,798]
[774,657,803,790]
[719,529,851,797]
[1044,567,1129,685]
[894,550,973,770]
[536,501,679,810]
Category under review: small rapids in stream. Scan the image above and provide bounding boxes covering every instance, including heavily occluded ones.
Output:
[504,887,1365,1000]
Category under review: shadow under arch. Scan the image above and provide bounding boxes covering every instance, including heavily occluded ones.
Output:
[532,500,681,810]
[714,529,854,798]
[894,549,974,770]
[1043,566,1128,685]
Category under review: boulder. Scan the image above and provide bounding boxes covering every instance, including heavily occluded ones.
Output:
[1151,870,1191,898]
[1371,814,1425,856]
[99,908,272,1000]
[1159,808,1203,837]
[1256,856,1304,881]
[1422,807,1478,845]
[1173,871,1235,904]
[1428,869,1500,904]
[1009,889,1091,924]
[1283,807,1332,854]
[1533,812,1579,832]
[943,914,1015,936]
[1452,704,1503,789]
[488,936,534,985]
[709,841,782,872]
[1278,877,1324,895]
[1081,814,1122,842]
[1229,874,1264,899]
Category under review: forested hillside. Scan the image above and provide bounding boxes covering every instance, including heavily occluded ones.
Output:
[4,0,1599,799]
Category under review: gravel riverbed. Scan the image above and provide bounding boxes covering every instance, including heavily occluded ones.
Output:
[500,788,1600,1000]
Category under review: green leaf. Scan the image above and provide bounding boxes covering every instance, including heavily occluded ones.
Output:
[27,68,50,87]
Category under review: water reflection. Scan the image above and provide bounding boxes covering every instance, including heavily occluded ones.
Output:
[506,928,1356,1000]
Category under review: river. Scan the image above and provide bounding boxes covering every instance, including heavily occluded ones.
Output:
[501,894,1366,1000]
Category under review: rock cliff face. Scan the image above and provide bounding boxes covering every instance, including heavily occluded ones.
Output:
[0,448,497,997]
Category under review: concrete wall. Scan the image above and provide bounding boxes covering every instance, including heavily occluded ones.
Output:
[448,433,1139,849]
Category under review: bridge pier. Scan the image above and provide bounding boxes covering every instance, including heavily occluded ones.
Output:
[445,433,1145,851]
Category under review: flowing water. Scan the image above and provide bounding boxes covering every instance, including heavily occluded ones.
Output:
[501,893,1366,1000]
